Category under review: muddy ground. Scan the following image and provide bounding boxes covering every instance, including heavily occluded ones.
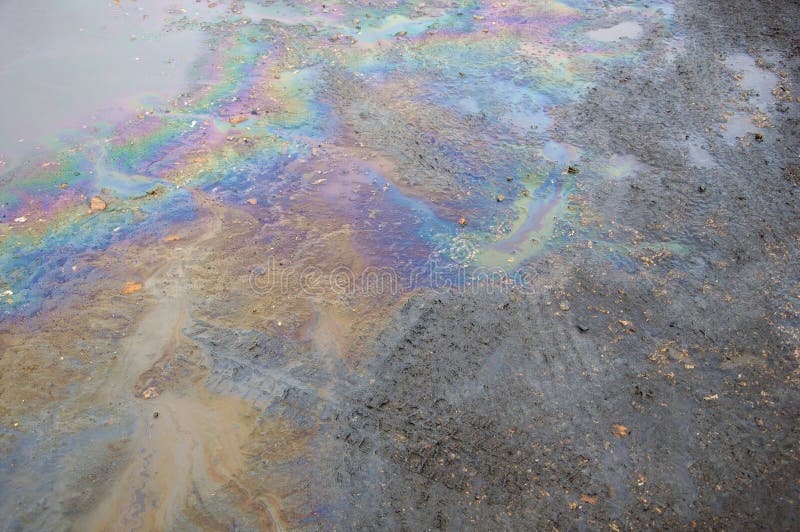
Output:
[334,0,800,529]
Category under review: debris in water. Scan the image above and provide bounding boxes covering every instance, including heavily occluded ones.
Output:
[496,194,505,202]
[163,234,181,242]
[247,198,258,205]
[14,216,27,223]
[567,166,580,174]
[142,386,159,399]
[90,196,106,212]
[229,115,249,125]
[611,423,629,437]
[459,217,468,226]
[123,281,142,294]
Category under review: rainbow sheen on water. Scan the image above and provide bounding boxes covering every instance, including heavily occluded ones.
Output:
[0,0,675,316]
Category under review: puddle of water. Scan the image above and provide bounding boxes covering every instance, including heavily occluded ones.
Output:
[543,141,582,164]
[724,53,779,109]
[722,112,755,143]
[603,154,650,180]
[587,21,643,42]
[0,0,204,172]
[687,142,717,168]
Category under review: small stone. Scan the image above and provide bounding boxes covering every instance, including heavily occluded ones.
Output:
[697,184,706,193]
[153,411,159,418]
[496,194,505,202]
[247,198,257,205]
[559,301,570,311]
[754,132,764,141]
[567,166,579,174]
[459,217,468,226]
[577,324,590,332]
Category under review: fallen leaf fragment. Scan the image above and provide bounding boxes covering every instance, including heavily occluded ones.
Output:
[611,423,629,437]
[123,281,142,294]
[90,196,106,212]
[142,386,159,399]
[229,114,249,125]
[163,234,181,242]
[247,198,257,205]
[703,393,719,401]
[459,217,468,226]
[580,494,598,505]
